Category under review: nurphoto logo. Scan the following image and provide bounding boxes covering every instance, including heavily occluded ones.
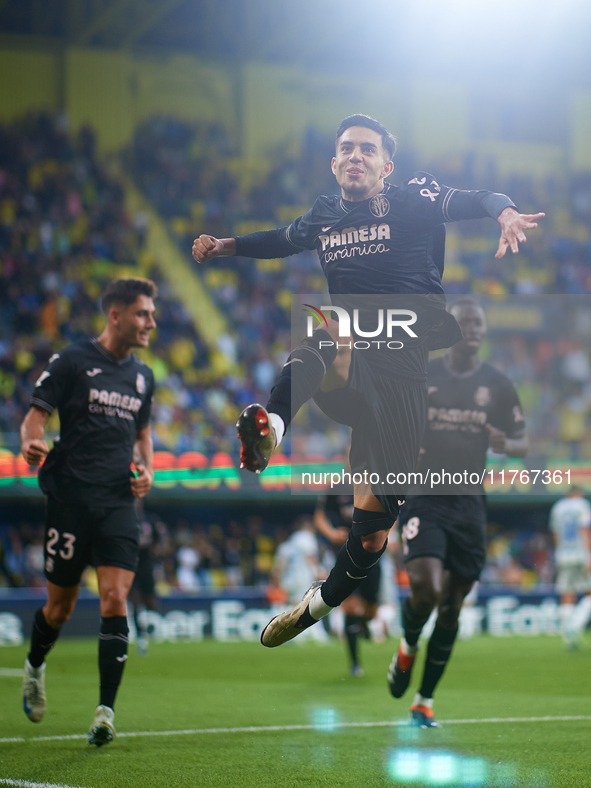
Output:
[303,304,418,351]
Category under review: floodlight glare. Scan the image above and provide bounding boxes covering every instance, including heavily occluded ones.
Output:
[311,707,340,732]
[426,753,458,785]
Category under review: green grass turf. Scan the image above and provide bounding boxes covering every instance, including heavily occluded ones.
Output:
[1,634,590,787]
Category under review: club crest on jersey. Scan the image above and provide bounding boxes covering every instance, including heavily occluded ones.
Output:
[474,386,491,407]
[369,194,390,218]
[136,373,146,394]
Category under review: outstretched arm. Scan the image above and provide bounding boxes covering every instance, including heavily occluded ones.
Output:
[192,224,308,264]
[495,208,545,259]
[409,173,545,257]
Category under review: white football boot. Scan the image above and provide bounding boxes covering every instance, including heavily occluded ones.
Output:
[22,659,47,722]
[261,581,324,647]
[88,705,116,746]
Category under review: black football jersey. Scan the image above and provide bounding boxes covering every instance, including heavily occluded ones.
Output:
[236,172,515,296]
[414,356,525,493]
[31,338,154,505]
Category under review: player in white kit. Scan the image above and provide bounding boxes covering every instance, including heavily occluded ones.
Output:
[549,486,591,649]
[271,518,328,643]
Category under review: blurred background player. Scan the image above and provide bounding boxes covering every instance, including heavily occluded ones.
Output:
[388,297,528,728]
[20,278,156,746]
[130,500,168,656]
[549,485,591,649]
[270,516,328,643]
[314,492,379,675]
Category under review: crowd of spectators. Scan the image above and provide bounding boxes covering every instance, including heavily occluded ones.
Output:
[0,507,556,592]
[128,115,591,461]
[0,114,256,456]
[4,114,591,461]
[0,508,285,592]
[1,112,591,595]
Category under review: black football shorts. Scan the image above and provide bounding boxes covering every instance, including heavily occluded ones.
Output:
[398,495,487,582]
[44,496,140,587]
[314,358,426,521]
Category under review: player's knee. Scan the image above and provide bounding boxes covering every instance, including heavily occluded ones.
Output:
[322,318,343,343]
[100,586,129,617]
[342,596,364,616]
[409,583,440,618]
[360,530,389,553]
[437,595,464,629]
[44,601,75,629]
[291,330,338,371]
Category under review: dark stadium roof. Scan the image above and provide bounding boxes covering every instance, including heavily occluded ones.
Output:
[0,0,591,87]
[1,0,590,88]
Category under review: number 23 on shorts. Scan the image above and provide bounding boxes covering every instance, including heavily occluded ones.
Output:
[46,528,77,560]
[401,517,420,556]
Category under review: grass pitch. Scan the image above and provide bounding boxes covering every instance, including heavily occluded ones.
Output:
[1,634,590,787]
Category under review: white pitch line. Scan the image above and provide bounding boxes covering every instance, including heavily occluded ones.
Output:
[1,715,590,745]
[0,779,92,788]
[0,669,23,678]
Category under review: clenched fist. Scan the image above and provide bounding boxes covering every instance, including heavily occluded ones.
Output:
[22,439,49,466]
[192,234,224,263]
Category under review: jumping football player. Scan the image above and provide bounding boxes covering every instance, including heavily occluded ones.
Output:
[192,115,543,649]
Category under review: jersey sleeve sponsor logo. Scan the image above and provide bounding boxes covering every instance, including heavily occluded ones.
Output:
[86,368,103,377]
[35,371,51,387]
[369,194,390,218]
[136,372,146,394]
[474,386,491,407]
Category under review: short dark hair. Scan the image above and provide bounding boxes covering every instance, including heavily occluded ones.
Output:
[102,278,158,313]
[335,114,397,161]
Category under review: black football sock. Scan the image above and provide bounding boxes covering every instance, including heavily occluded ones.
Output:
[418,624,459,699]
[98,616,129,710]
[266,330,337,429]
[402,596,432,648]
[344,614,364,667]
[28,607,60,668]
[321,512,391,608]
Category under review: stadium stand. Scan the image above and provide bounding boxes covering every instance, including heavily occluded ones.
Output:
[125,115,591,461]
[1,112,591,594]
